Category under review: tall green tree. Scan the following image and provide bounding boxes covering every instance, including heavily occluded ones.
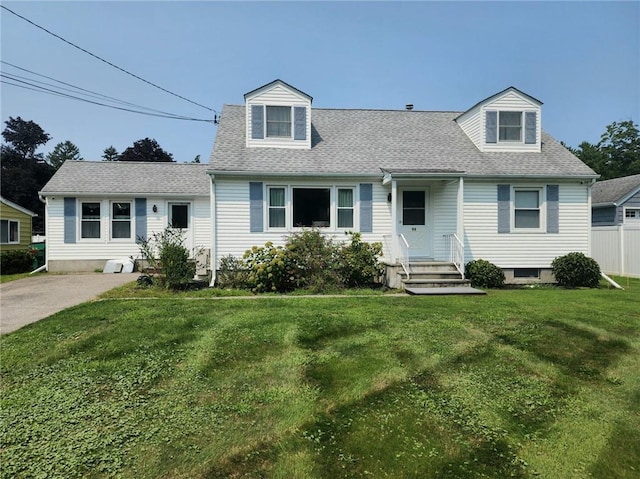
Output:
[0,117,54,233]
[118,138,174,162]
[570,120,640,180]
[102,145,119,161]
[46,141,83,170]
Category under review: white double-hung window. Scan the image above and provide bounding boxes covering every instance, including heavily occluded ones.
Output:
[111,202,132,239]
[499,112,522,142]
[266,106,292,138]
[81,202,101,239]
[337,188,354,228]
[514,189,541,229]
[268,187,286,228]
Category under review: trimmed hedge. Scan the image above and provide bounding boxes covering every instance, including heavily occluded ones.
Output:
[551,252,600,288]
[1,250,35,275]
[465,259,505,288]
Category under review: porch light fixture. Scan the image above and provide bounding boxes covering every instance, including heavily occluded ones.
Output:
[387,193,392,202]
[152,204,158,213]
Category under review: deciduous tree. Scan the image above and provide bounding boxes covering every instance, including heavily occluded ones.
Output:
[0,117,54,233]
[118,138,174,162]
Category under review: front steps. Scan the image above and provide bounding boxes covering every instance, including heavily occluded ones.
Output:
[387,261,486,295]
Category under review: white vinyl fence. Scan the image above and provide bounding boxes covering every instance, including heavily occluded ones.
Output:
[591,225,640,278]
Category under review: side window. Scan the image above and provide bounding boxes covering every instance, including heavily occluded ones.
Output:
[0,219,19,244]
[81,202,101,239]
[514,189,541,229]
[268,187,286,228]
[337,188,354,228]
[111,202,132,239]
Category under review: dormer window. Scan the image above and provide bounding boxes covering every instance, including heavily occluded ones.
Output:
[266,106,292,138]
[499,112,522,142]
[486,110,537,145]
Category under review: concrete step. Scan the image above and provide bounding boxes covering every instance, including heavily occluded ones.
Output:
[400,271,462,280]
[408,261,459,273]
[405,286,486,296]
[402,278,472,288]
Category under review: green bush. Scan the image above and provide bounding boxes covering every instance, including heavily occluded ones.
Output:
[244,242,298,293]
[243,229,385,293]
[0,250,35,275]
[136,228,195,290]
[216,254,249,289]
[337,232,385,287]
[286,229,341,292]
[551,252,601,288]
[465,259,505,288]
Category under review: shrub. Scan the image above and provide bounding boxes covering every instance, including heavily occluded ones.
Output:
[0,250,35,275]
[286,229,341,292]
[465,259,505,288]
[136,228,195,290]
[337,232,385,287]
[244,242,298,293]
[551,252,600,288]
[216,254,249,289]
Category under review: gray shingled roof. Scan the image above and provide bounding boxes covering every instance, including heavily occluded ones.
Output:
[40,161,211,196]
[209,105,597,178]
[592,174,640,205]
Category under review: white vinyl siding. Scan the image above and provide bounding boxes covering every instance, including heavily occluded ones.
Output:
[456,90,541,152]
[432,180,459,260]
[482,90,541,152]
[246,84,311,149]
[214,178,391,263]
[46,196,210,264]
[455,108,482,149]
[463,180,590,268]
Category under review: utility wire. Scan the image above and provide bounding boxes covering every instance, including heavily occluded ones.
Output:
[1,4,217,114]
[1,61,206,119]
[1,77,215,122]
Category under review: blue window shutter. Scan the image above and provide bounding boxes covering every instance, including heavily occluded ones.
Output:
[294,106,307,140]
[497,185,510,233]
[135,198,147,243]
[525,112,537,144]
[63,197,76,244]
[251,105,264,139]
[486,111,497,144]
[359,183,373,233]
[249,182,264,232]
[547,185,559,233]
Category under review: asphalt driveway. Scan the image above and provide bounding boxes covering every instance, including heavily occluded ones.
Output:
[0,273,137,334]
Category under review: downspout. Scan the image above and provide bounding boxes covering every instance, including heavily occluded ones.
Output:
[36,194,48,272]
[391,179,398,262]
[209,175,217,287]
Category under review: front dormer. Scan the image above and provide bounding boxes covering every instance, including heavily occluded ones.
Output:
[244,79,312,150]
[456,87,542,153]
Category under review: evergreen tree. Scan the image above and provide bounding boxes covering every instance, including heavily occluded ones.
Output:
[46,141,83,169]
[102,145,119,161]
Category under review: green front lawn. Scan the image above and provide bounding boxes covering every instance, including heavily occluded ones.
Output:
[1,281,639,478]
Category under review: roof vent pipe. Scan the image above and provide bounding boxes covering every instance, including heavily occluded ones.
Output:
[405,104,414,111]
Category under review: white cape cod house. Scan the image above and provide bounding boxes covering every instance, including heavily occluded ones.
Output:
[40,80,598,287]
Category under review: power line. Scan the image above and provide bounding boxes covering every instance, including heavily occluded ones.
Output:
[1,4,217,114]
[1,77,215,122]
[1,61,209,119]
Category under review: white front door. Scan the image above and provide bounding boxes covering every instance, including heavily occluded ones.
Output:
[399,189,430,259]
[168,202,193,252]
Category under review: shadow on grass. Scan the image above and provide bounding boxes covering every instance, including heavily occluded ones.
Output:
[495,319,630,380]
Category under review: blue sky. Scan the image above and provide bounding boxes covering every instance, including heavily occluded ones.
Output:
[1,1,638,163]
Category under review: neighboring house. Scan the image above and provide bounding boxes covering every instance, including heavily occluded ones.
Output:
[40,80,598,287]
[0,196,37,252]
[208,80,596,286]
[591,174,640,278]
[39,162,211,272]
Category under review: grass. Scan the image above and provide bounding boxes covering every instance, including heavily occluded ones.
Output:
[1,279,639,478]
[0,272,39,283]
